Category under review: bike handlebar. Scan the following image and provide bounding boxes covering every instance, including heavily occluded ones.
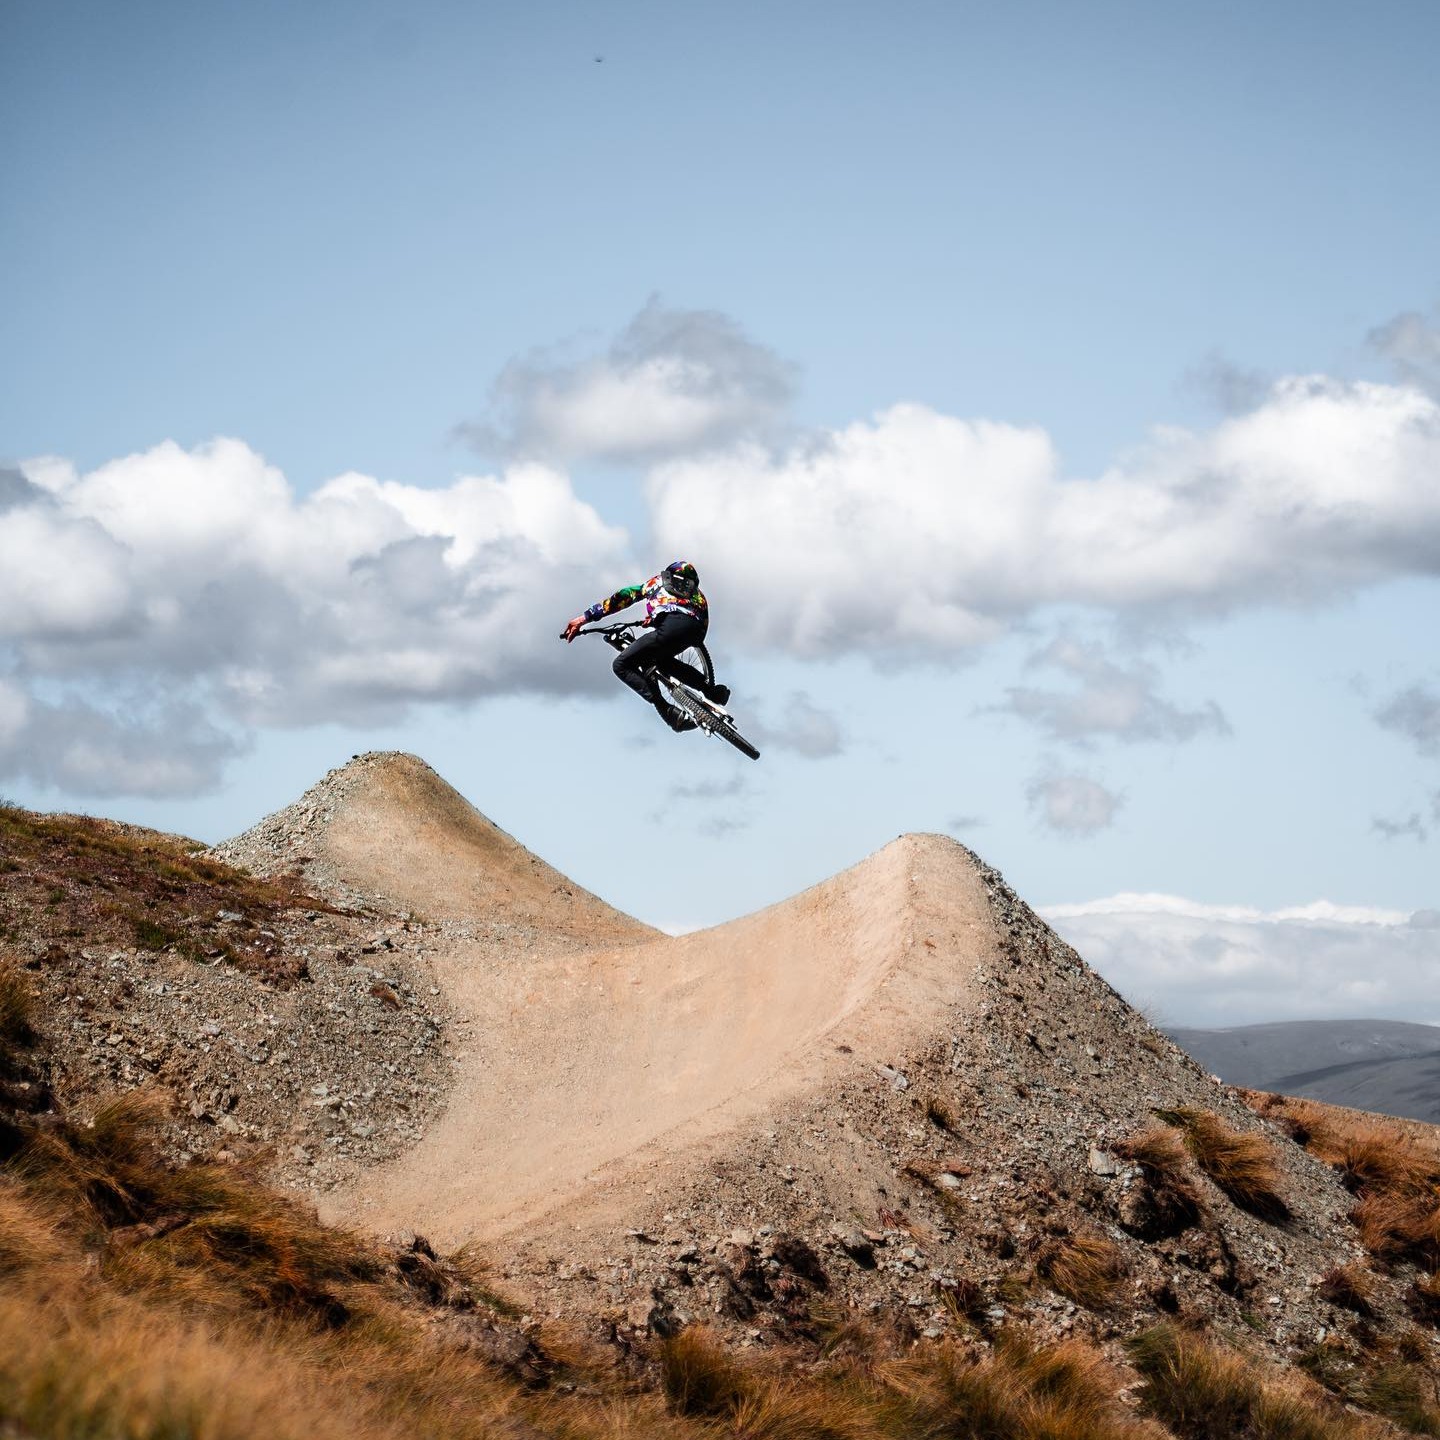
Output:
[564,622,637,637]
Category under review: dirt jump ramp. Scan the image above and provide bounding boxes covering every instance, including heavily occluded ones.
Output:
[228,755,996,1247]
[222,755,1396,1350]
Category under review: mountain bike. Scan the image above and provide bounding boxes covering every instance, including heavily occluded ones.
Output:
[574,622,760,761]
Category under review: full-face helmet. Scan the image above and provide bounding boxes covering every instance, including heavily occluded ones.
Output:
[661,560,700,600]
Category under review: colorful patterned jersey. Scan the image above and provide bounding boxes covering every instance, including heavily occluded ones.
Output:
[583,574,709,627]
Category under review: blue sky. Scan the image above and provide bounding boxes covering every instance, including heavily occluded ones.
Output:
[2,0,1438,1025]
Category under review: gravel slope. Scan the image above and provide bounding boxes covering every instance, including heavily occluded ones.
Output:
[204,754,1439,1367]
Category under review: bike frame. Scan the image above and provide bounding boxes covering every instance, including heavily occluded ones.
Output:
[576,622,724,714]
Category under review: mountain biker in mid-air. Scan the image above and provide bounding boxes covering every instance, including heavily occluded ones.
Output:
[562,560,731,732]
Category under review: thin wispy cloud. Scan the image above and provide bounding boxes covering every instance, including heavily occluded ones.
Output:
[1370,306,1440,399]
[669,774,748,801]
[1027,772,1123,837]
[1376,682,1440,757]
[749,692,844,758]
[1372,813,1428,843]
[998,636,1230,746]
[1183,352,1273,416]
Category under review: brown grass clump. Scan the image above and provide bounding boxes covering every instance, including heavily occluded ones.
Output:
[1407,1271,1440,1327]
[1113,1126,1205,1238]
[12,1090,376,1322]
[1360,1363,1440,1436]
[1297,1340,1440,1436]
[886,1335,1163,1440]
[655,1324,1169,1439]
[1037,1233,1128,1310]
[1129,1323,1384,1439]
[1350,1190,1440,1270]
[0,804,333,987]
[0,1179,66,1275]
[1162,1107,1291,1222]
[1316,1264,1375,1317]
[0,962,35,1048]
[1252,1095,1440,1272]
[658,1325,756,1417]
[923,1095,957,1132]
[1280,1107,1440,1199]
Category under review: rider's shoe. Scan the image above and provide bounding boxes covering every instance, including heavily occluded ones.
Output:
[658,702,697,733]
[708,683,731,706]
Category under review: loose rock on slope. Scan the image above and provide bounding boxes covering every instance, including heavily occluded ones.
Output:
[211,754,1436,1367]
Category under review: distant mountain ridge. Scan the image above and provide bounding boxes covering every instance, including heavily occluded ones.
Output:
[1169,1019,1440,1124]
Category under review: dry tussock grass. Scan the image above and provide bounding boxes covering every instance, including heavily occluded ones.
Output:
[0,1178,66,1274]
[1329,1126,1440,1197]
[1161,1107,1291,1222]
[1129,1323,1386,1439]
[12,1089,378,1325]
[0,1081,1422,1440]
[887,1335,1165,1440]
[1252,1095,1440,1275]
[658,1326,755,1416]
[1316,1264,1375,1317]
[656,1323,1169,1439]
[0,1289,379,1440]
[1360,1362,1440,1436]
[0,961,35,1047]
[1114,1127,1205,1236]
[1037,1233,1129,1309]
[1299,1337,1440,1437]
[1350,1191,1440,1269]
[1407,1270,1440,1326]
[0,1161,621,1440]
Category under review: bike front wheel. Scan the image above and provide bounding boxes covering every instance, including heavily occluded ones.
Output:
[664,682,761,762]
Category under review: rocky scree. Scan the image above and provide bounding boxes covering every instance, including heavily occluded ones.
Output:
[499,850,1438,1374]
[0,802,452,1192]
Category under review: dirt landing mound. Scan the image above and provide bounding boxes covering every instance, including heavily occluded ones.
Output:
[214,752,647,943]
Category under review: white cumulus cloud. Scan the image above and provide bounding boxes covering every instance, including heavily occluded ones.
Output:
[1044,894,1440,1027]
[1,440,629,795]
[650,378,1440,657]
[461,299,797,464]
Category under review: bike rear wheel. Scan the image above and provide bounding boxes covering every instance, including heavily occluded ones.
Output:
[659,641,713,691]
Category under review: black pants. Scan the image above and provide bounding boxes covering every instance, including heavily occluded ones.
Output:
[613,611,710,708]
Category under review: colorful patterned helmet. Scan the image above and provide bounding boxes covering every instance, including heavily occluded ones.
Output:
[661,560,699,599]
